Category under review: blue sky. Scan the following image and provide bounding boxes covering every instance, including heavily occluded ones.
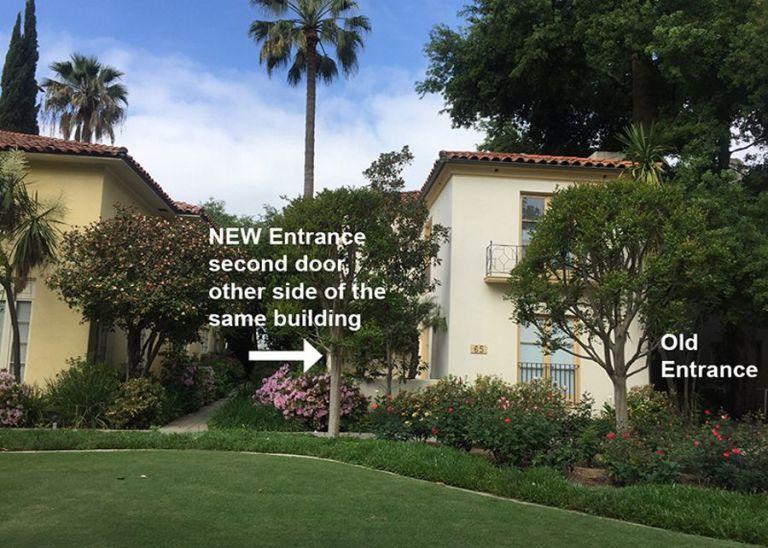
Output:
[0,1,479,212]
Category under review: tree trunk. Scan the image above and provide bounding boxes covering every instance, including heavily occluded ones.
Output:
[631,53,658,128]
[2,280,22,381]
[385,341,393,396]
[327,344,342,437]
[303,40,318,199]
[126,326,142,378]
[613,374,629,430]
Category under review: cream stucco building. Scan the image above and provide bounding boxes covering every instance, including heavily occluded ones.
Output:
[0,130,216,385]
[419,151,649,408]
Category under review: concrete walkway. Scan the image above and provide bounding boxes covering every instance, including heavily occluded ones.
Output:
[159,394,233,434]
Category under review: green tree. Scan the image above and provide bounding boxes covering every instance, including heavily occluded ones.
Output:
[418,0,768,169]
[248,0,371,198]
[357,147,448,394]
[41,53,128,144]
[507,176,720,428]
[0,150,60,381]
[0,0,40,135]
[264,149,447,434]
[48,210,239,377]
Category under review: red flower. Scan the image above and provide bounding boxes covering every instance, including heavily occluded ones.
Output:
[723,450,731,458]
[447,407,454,414]
[621,431,631,440]
[704,409,712,416]
[606,432,617,440]
[431,426,439,436]
[386,394,393,401]
[711,428,723,441]
[655,449,665,456]
[370,403,378,410]
[732,447,742,455]
[386,406,394,413]
[503,417,511,424]
[693,440,700,447]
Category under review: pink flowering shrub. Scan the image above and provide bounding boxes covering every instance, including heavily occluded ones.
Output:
[254,365,367,430]
[0,371,26,427]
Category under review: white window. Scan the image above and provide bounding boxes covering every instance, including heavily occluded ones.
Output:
[0,299,33,380]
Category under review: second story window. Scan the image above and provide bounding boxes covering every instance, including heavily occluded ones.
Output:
[521,194,551,247]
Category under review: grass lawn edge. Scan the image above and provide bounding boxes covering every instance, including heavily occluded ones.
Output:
[6,446,750,546]
[0,429,764,545]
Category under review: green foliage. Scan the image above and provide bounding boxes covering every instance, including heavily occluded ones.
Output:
[0,150,61,380]
[0,0,39,134]
[208,386,307,431]
[369,376,592,469]
[45,358,120,428]
[1,429,767,544]
[159,353,216,416]
[507,175,723,426]
[419,0,768,169]
[48,209,241,376]
[248,0,371,87]
[105,378,166,429]
[41,53,127,143]
[677,412,768,493]
[201,354,245,398]
[599,431,680,486]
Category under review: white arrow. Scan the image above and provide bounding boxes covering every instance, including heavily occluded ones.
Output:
[248,339,323,373]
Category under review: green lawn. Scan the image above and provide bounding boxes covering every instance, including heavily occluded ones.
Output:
[0,451,743,547]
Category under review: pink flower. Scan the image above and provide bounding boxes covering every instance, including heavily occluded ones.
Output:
[606,432,617,440]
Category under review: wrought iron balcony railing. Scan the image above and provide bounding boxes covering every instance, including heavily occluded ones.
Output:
[518,362,579,402]
[485,242,526,279]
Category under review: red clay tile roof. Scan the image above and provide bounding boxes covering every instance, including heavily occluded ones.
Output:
[0,129,195,216]
[421,150,632,199]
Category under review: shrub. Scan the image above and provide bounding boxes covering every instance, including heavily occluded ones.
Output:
[368,391,433,441]
[0,372,26,427]
[202,354,245,397]
[599,430,679,485]
[369,376,593,469]
[677,411,768,493]
[254,364,368,430]
[106,378,166,429]
[467,379,591,468]
[46,358,119,428]
[159,353,216,414]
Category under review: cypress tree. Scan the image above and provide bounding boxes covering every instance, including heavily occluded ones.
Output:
[0,14,22,103]
[0,0,40,134]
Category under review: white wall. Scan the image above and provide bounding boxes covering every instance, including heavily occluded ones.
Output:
[424,164,649,409]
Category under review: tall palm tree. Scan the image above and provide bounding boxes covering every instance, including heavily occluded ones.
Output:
[41,53,128,144]
[249,0,371,198]
[0,151,60,380]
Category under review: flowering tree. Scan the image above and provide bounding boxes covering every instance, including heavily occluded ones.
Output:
[48,209,240,377]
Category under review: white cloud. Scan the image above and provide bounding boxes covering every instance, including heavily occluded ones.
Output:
[37,33,482,215]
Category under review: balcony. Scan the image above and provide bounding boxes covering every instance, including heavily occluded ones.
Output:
[485,242,525,283]
[518,362,579,402]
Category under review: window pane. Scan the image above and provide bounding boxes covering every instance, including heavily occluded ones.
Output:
[520,343,545,363]
[520,323,540,344]
[16,301,31,364]
[522,196,546,220]
[551,324,575,364]
[522,222,537,246]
